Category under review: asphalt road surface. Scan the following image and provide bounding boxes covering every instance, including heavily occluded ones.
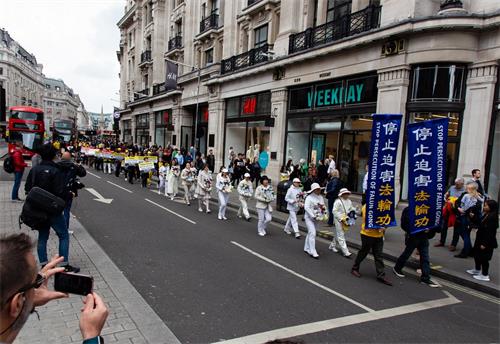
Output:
[3,168,500,343]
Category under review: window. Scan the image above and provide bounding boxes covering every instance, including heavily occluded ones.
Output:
[254,24,268,48]
[0,67,2,75]
[201,3,206,18]
[205,48,214,66]
[55,86,60,91]
[410,64,466,102]
[326,0,351,23]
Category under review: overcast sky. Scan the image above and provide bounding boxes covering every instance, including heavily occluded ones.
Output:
[0,0,124,113]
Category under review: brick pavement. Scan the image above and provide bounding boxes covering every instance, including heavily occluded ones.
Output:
[0,181,180,344]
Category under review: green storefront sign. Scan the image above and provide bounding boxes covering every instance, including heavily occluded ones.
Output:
[307,83,365,107]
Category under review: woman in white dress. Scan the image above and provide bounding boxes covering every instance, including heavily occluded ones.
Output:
[180,162,195,205]
[216,168,232,220]
[254,176,275,236]
[196,164,212,213]
[330,188,356,257]
[304,183,327,259]
[167,158,180,200]
[158,162,170,196]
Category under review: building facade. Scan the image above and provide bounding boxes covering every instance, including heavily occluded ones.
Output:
[42,77,81,135]
[117,0,500,202]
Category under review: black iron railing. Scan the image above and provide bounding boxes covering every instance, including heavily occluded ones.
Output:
[247,0,263,6]
[440,0,463,10]
[200,13,219,33]
[152,83,167,96]
[221,44,272,75]
[288,5,381,54]
[140,50,152,63]
[168,35,183,51]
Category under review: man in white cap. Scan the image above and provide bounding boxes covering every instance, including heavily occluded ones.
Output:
[329,188,356,257]
[304,183,326,259]
[216,168,231,220]
[284,178,303,239]
[237,173,253,221]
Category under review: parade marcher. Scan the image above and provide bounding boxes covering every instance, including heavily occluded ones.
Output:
[181,162,196,205]
[393,207,441,288]
[284,178,303,239]
[140,157,151,188]
[303,183,327,259]
[467,200,498,281]
[103,154,112,174]
[114,156,122,178]
[158,162,169,196]
[196,164,212,213]
[126,162,135,184]
[10,140,27,202]
[237,173,253,221]
[329,188,355,257]
[351,205,392,286]
[325,169,343,227]
[454,181,483,258]
[254,176,275,236]
[167,158,180,200]
[216,168,232,220]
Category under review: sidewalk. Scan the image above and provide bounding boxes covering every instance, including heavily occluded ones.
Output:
[0,181,180,344]
[216,187,500,297]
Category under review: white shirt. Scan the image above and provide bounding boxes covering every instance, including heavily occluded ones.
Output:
[304,193,325,220]
[362,172,368,193]
[327,159,336,174]
[285,185,302,212]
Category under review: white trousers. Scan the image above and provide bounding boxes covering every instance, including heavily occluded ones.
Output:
[237,196,250,219]
[304,216,318,256]
[257,208,272,235]
[198,196,210,212]
[332,219,350,255]
[158,177,167,195]
[284,210,299,233]
[218,191,229,218]
[183,184,193,203]
[104,162,112,174]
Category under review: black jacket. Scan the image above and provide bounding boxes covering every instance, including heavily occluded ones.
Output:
[401,207,439,239]
[58,160,87,199]
[325,177,343,200]
[25,161,71,203]
[474,214,499,250]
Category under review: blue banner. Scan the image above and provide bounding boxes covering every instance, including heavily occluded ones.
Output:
[408,118,449,234]
[366,114,403,229]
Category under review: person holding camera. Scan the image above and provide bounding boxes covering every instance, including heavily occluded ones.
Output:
[0,233,108,344]
[25,144,80,273]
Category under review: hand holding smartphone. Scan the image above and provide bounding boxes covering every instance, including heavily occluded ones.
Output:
[54,272,93,296]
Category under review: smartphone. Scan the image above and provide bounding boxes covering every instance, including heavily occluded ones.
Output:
[54,272,93,296]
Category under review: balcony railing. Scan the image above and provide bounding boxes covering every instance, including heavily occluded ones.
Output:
[140,50,152,64]
[440,0,463,10]
[168,35,183,51]
[221,44,272,75]
[247,0,263,6]
[288,5,381,54]
[200,13,219,34]
[152,83,167,96]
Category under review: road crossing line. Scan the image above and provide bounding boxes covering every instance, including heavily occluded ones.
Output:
[145,198,197,225]
[87,171,102,179]
[231,241,375,313]
[214,290,460,344]
[107,181,133,193]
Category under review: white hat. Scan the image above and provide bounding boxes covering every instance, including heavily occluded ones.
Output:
[338,188,351,197]
[244,173,250,178]
[292,178,301,183]
[222,168,229,173]
[307,183,322,194]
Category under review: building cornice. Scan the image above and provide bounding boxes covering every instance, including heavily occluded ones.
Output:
[117,4,136,28]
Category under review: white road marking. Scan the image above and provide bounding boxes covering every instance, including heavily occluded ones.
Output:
[145,198,196,225]
[215,291,460,344]
[107,181,133,193]
[86,188,113,204]
[87,171,102,179]
[230,241,375,313]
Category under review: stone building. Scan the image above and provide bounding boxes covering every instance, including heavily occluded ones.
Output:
[116,0,500,202]
[42,77,81,134]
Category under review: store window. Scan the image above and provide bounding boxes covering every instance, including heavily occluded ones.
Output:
[155,110,172,147]
[122,120,132,143]
[135,114,149,146]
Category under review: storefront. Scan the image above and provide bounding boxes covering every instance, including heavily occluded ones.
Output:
[224,92,272,163]
[401,63,466,199]
[135,113,149,146]
[285,73,378,192]
[486,78,500,203]
[154,109,173,147]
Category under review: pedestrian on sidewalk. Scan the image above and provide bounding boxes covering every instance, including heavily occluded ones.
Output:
[304,183,327,259]
[196,164,212,213]
[467,199,498,282]
[471,169,485,196]
[216,168,232,220]
[158,161,170,196]
[250,157,262,188]
[24,143,79,272]
[393,207,441,288]
[254,176,275,236]
[329,188,355,258]
[181,162,196,205]
[454,181,483,258]
[435,177,464,248]
[10,140,27,202]
[351,205,392,286]
[284,178,303,239]
[325,169,343,227]
[167,158,180,200]
[237,173,253,221]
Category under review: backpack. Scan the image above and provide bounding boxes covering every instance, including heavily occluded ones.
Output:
[19,201,50,230]
[3,155,15,174]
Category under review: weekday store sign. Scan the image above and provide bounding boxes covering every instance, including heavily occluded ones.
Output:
[307,82,365,107]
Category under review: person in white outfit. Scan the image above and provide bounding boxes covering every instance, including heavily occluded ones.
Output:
[167,159,180,200]
[237,173,253,221]
[216,168,232,220]
[254,176,275,236]
[196,164,212,213]
[158,162,170,196]
[284,178,303,239]
[304,183,326,259]
[181,162,196,205]
[329,188,356,257]
[327,155,336,175]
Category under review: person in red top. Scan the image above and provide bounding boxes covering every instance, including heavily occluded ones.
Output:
[11,140,27,201]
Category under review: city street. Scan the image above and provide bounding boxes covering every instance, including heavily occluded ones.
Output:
[61,171,499,343]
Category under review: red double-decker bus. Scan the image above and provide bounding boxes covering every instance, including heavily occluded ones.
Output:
[7,106,45,157]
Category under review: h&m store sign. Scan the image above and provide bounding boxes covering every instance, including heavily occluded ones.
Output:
[288,74,378,112]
